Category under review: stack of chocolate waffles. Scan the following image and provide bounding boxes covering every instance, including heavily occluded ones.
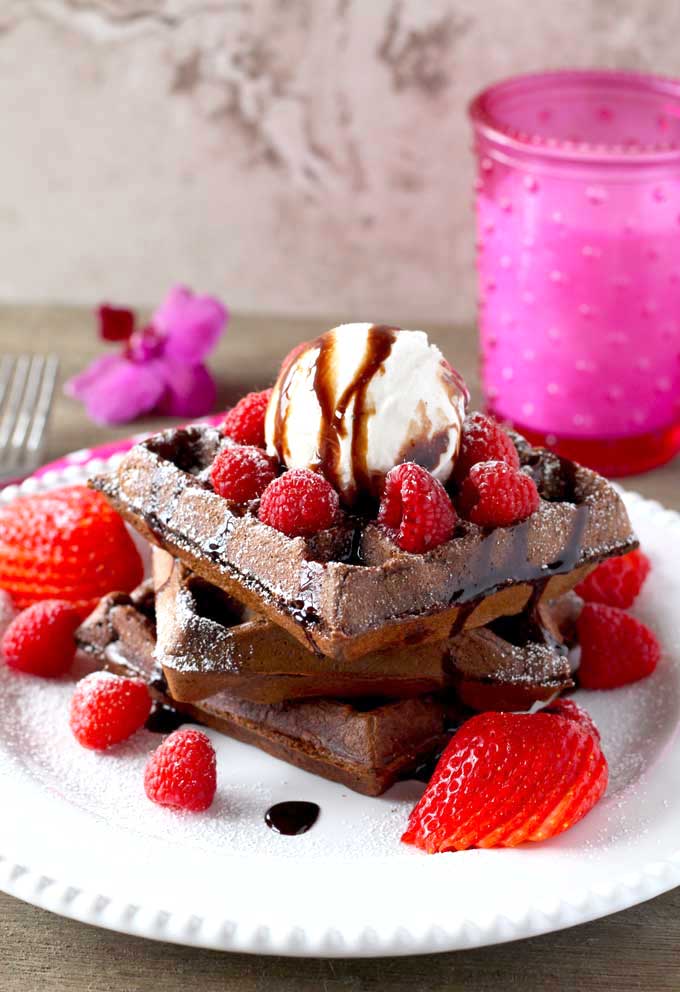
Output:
[77,328,636,796]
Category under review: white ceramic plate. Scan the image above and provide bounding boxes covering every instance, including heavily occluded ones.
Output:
[0,458,679,958]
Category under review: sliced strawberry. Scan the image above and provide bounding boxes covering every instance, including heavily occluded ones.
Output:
[401,703,607,853]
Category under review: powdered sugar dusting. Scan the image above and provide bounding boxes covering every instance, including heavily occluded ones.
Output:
[0,652,418,860]
[0,486,678,866]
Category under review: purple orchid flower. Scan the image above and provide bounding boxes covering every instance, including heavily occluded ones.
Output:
[65,286,228,426]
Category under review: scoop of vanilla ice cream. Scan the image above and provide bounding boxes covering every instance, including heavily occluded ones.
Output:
[265,323,468,506]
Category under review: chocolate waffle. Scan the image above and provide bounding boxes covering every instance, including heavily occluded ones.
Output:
[153,548,573,708]
[76,589,454,795]
[92,424,635,662]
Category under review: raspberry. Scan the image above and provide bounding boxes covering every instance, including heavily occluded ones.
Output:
[70,671,152,750]
[144,729,217,812]
[210,445,277,502]
[258,468,339,537]
[378,463,457,553]
[458,460,540,527]
[402,702,607,852]
[454,412,519,482]
[575,549,651,609]
[221,389,272,448]
[0,486,143,615]
[2,600,80,677]
[576,602,660,689]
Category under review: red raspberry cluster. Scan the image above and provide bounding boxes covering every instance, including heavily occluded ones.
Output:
[212,382,658,695]
[1,595,217,811]
[453,413,539,528]
[572,548,656,689]
[213,398,544,551]
[216,387,341,537]
[68,671,217,812]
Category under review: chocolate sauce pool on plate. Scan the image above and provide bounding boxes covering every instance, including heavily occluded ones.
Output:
[264,801,320,835]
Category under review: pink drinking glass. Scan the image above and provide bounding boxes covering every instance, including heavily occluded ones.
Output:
[469,70,680,476]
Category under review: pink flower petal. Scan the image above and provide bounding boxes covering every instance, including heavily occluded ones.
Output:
[157,361,217,418]
[153,285,228,363]
[67,354,165,425]
[64,353,122,401]
[97,304,135,342]
[128,325,165,362]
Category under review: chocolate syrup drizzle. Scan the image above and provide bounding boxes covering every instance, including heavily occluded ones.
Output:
[318,325,396,500]
[264,801,320,835]
[145,703,190,734]
[443,494,592,625]
[271,325,398,504]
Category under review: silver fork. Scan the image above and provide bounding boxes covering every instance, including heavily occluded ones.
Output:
[0,354,59,483]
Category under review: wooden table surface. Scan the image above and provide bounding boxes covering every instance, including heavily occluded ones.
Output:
[1,306,679,992]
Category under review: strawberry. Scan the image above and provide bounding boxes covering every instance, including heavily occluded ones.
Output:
[0,485,143,616]
[575,549,651,609]
[576,602,660,689]
[402,702,607,852]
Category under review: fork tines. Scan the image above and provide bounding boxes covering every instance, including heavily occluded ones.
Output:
[0,354,59,481]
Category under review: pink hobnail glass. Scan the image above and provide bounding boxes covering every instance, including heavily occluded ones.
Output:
[469,70,680,476]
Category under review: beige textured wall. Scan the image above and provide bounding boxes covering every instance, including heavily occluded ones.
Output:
[2,0,680,324]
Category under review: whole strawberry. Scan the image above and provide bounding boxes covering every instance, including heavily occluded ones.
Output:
[576,602,660,689]
[454,412,519,483]
[144,729,217,812]
[259,468,339,537]
[402,701,607,852]
[221,389,272,448]
[70,672,152,750]
[210,445,277,502]
[458,460,540,527]
[2,600,81,677]
[576,548,651,610]
[0,485,143,615]
[378,462,457,553]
